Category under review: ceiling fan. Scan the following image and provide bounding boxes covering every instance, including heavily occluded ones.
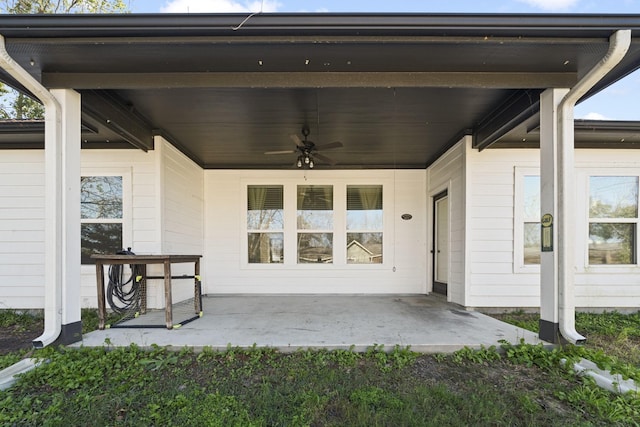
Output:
[265,125,343,168]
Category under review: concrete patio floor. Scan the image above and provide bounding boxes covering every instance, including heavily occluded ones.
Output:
[75,295,546,353]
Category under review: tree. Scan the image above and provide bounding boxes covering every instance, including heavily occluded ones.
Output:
[1,0,127,14]
[0,0,129,119]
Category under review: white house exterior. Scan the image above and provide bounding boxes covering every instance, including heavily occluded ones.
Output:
[3,134,640,310]
[1,13,640,345]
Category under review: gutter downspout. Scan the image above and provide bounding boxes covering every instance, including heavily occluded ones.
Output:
[557,29,631,344]
[0,35,63,347]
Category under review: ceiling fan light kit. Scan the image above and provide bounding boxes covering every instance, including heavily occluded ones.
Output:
[265,125,342,169]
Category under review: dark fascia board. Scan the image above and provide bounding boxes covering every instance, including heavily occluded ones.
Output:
[0,13,640,38]
[0,119,97,134]
[522,119,640,134]
[574,119,640,132]
[474,89,542,151]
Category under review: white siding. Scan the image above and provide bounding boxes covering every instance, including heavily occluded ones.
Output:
[156,138,204,304]
[426,139,466,305]
[204,169,426,294]
[0,151,46,309]
[79,149,160,307]
[158,138,204,255]
[466,146,640,309]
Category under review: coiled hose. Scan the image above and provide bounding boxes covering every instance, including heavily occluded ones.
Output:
[106,249,142,314]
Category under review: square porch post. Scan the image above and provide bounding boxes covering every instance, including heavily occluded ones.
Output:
[51,88,82,345]
[539,88,568,343]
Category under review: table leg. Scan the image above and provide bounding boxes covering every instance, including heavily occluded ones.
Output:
[96,262,106,330]
[164,260,173,329]
[139,264,147,315]
[194,259,202,313]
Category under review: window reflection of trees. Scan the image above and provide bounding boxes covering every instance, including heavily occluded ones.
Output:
[247,186,284,263]
[589,177,638,265]
[80,176,123,264]
[347,185,383,264]
[297,185,333,263]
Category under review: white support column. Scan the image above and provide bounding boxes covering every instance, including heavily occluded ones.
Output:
[539,88,568,343]
[52,89,82,345]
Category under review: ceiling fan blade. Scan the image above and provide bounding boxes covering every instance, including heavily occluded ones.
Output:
[314,152,337,165]
[264,150,297,155]
[290,133,305,147]
[314,141,343,151]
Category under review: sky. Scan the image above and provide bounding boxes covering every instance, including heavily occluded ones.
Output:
[125,0,640,120]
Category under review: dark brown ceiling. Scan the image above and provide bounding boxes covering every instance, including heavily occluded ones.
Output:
[1,13,640,168]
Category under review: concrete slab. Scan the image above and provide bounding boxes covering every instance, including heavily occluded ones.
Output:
[74,295,546,353]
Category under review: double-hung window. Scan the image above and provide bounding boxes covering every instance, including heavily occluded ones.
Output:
[247,185,284,263]
[347,185,383,264]
[80,175,123,264]
[297,185,334,263]
[588,176,639,265]
[522,175,541,265]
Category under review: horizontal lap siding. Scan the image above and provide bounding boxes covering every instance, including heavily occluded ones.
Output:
[466,148,536,308]
[573,150,640,307]
[466,148,640,309]
[204,170,426,294]
[158,140,204,304]
[0,151,45,309]
[80,149,158,308]
[427,141,465,305]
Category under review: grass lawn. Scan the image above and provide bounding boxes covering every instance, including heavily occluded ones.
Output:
[0,310,639,426]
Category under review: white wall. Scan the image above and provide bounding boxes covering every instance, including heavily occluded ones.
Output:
[155,137,204,304]
[465,146,640,309]
[80,148,161,307]
[203,169,426,294]
[426,138,467,305]
[0,150,46,309]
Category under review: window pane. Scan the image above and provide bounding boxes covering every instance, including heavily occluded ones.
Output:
[589,176,638,219]
[589,223,636,264]
[248,233,283,264]
[297,185,333,229]
[247,185,284,230]
[523,222,541,265]
[298,233,333,263]
[81,176,123,219]
[523,176,540,221]
[81,223,123,264]
[347,185,383,230]
[347,232,382,264]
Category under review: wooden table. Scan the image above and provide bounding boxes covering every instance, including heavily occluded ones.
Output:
[92,254,202,330]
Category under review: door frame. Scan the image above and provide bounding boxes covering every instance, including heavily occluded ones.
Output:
[432,189,449,296]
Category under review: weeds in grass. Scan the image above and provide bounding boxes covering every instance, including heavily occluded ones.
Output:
[0,310,41,331]
[452,345,501,364]
[2,312,640,425]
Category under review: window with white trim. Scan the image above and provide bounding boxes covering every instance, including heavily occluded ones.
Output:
[297,185,333,263]
[523,175,541,265]
[247,185,284,264]
[80,175,123,264]
[588,176,639,265]
[347,185,383,264]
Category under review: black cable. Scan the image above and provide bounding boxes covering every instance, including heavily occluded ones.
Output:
[106,248,141,314]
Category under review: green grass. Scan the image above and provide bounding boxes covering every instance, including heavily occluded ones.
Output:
[1,311,639,425]
[492,310,640,368]
[0,310,42,331]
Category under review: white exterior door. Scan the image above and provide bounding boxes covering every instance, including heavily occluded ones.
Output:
[433,193,449,295]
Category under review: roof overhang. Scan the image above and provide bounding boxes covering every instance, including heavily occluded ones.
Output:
[1,13,640,168]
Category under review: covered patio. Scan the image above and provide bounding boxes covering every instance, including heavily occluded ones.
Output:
[2,13,640,349]
[75,295,543,353]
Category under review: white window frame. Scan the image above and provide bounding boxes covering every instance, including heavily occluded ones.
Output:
[246,184,285,265]
[514,167,540,273]
[80,168,132,266]
[241,178,388,270]
[579,169,640,272]
[346,184,384,264]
